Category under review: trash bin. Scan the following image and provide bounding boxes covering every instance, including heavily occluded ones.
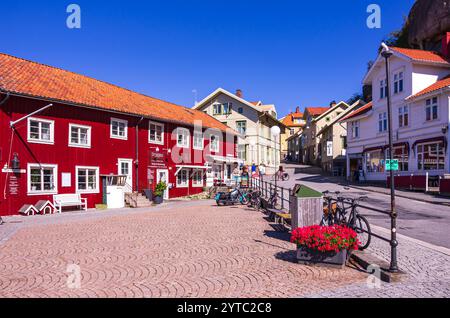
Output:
[289,184,323,230]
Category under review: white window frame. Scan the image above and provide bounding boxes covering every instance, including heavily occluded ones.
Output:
[212,103,222,115]
[69,123,91,148]
[193,131,204,150]
[148,120,164,145]
[236,121,247,135]
[110,118,128,140]
[192,169,204,187]
[210,135,220,152]
[393,71,404,94]
[176,168,189,188]
[425,97,439,121]
[27,163,58,195]
[27,117,54,145]
[176,127,190,148]
[416,141,445,171]
[379,79,387,99]
[76,166,100,194]
[378,112,387,132]
[351,121,359,139]
[398,105,409,128]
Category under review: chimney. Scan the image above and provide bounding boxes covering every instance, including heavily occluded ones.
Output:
[442,32,450,60]
[236,89,243,98]
[295,106,300,113]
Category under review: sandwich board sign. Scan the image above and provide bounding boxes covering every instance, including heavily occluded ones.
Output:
[385,159,399,171]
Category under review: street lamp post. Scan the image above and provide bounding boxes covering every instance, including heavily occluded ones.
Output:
[381,43,399,272]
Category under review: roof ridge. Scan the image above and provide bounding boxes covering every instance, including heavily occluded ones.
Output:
[0,52,187,110]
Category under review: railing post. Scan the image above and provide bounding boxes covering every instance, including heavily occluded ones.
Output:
[281,187,284,210]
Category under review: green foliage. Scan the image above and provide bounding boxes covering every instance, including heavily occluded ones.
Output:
[378,17,412,52]
[154,181,167,197]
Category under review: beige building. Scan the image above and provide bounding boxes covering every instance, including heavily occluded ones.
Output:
[193,88,286,175]
[316,101,363,175]
[302,102,351,165]
[280,107,305,160]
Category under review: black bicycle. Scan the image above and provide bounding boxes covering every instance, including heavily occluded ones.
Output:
[337,196,372,251]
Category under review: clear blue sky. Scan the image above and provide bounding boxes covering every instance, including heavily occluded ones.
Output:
[2,0,415,116]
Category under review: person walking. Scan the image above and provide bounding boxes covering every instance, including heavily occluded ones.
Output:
[259,163,266,182]
[232,165,241,186]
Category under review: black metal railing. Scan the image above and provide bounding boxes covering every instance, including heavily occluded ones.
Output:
[249,176,291,211]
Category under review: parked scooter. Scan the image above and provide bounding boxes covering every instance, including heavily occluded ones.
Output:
[215,187,250,206]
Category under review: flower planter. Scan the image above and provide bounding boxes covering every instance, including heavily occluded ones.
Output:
[153,196,163,205]
[296,246,348,268]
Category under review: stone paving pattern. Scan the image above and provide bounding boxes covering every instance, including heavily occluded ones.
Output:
[0,201,367,298]
[0,200,449,298]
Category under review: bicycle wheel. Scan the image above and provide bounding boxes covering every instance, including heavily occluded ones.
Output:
[282,173,290,181]
[355,215,371,250]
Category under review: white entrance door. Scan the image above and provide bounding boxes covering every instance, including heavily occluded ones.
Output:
[118,159,133,193]
[156,169,169,200]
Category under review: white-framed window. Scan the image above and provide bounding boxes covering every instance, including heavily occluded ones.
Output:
[426,97,438,121]
[110,118,128,140]
[27,164,58,195]
[149,121,164,145]
[212,103,222,115]
[398,105,409,128]
[386,146,409,172]
[192,169,203,187]
[365,150,385,173]
[378,112,387,132]
[176,168,189,187]
[69,124,91,148]
[176,127,190,148]
[351,121,359,138]
[76,166,99,193]
[237,144,247,161]
[380,79,387,99]
[236,121,247,135]
[193,131,204,150]
[27,117,54,144]
[210,135,219,152]
[290,129,295,136]
[417,142,445,171]
[394,71,404,94]
[222,103,232,114]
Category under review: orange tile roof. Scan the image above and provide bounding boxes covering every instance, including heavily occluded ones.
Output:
[408,75,450,99]
[305,107,329,116]
[0,53,232,133]
[340,102,373,121]
[391,47,450,65]
[281,111,304,127]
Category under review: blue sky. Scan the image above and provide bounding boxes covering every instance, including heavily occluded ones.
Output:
[2,0,415,116]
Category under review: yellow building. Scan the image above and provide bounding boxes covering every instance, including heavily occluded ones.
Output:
[280,107,305,161]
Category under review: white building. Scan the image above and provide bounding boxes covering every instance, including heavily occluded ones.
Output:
[343,42,450,182]
[193,88,286,176]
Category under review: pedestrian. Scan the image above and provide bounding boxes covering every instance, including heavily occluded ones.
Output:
[241,166,249,188]
[276,165,284,180]
[251,162,256,175]
[259,163,266,182]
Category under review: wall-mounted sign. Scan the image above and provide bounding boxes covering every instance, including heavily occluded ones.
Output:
[62,173,71,187]
[326,141,333,157]
[149,151,166,168]
[8,175,19,195]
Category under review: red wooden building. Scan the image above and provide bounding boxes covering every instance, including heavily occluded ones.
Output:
[0,53,239,216]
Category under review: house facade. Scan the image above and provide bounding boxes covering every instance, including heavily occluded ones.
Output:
[0,53,238,216]
[316,101,362,175]
[280,107,305,160]
[343,40,450,182]
[193,88,286,175]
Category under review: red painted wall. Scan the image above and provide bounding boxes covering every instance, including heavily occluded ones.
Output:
[0,95,236,216]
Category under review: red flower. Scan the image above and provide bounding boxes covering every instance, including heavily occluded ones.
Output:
[291,225,359,252]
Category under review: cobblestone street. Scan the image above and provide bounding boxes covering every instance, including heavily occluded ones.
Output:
[0,200,448,298]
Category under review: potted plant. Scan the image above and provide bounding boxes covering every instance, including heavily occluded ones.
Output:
[290,225,359,268]
[153,181,167,204]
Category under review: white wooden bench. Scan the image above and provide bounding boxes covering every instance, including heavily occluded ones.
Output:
[53,194,87,214]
